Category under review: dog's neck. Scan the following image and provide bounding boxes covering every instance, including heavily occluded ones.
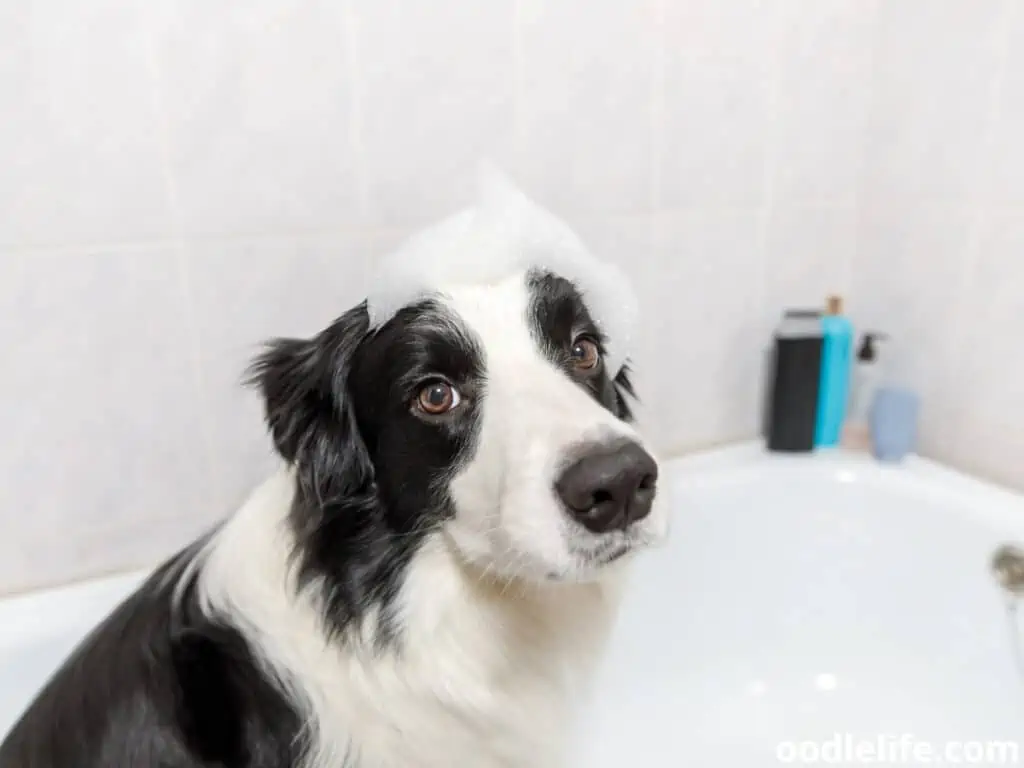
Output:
[197,469,625,768]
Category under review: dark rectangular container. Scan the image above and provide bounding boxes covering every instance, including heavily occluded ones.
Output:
[766,310,824,453]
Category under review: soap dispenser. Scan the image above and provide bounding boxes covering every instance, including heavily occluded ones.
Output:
[813,295,854,448]
[842,332,888,450]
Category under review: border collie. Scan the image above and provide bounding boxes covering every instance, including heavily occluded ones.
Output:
[0,167,669,768]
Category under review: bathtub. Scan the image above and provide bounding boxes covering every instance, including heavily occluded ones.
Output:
[3,443,1024,765]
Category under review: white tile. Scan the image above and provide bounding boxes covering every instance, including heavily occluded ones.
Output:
[665,0,777,62]
[0,1,171,248]
[152,0,359,237]
[185,235,378,510]
[862,0,1007,206]
[852,202,974,453]
[771,0,877,204]
[515,0,660,213]
[631,208,766,452]
[932,425,1024,493]
[660,54,773,207]
[981,4,1024,205]
[661,0,779,209]
[353,0,517,226]
[956,211,1024,436]
[763,204,857,320]
[0,248,212,591]
[557,212,658,273]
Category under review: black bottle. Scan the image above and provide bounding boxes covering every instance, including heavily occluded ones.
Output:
[766,310,825,452]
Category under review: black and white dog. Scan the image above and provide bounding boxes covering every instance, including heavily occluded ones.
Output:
[0,169,669,768]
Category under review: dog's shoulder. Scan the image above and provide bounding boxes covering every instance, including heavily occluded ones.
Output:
[0,543,303,768]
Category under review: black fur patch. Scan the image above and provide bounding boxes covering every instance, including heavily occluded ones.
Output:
[0,543,301,768]
[526,269,637,422]
[246,299,485,645]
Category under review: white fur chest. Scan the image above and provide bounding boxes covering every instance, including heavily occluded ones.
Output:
[197,486,625,768]
[308,539,625,768]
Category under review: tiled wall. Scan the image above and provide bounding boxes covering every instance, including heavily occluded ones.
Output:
[0,0,1019,593]
[852,0,1023,492]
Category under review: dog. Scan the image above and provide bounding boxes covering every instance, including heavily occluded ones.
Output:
[0,168,669,768]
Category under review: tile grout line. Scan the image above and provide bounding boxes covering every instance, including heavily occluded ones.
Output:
[649,0,668,211]
[847,0,883,314]
[942,0,1017,460]
[141,19,227,514]
[340,0,370,220]
[950,0,1015,381]
[751,0,784,334]
[510,0,527,172]
[0,224,467,259]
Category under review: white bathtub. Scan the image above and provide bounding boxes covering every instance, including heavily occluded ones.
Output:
[3,443,1024,766]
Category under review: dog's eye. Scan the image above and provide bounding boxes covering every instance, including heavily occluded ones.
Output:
[415,381,461,415]
[570,338,601,372]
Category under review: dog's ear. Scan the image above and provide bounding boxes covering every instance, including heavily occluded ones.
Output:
[245,303,374,501]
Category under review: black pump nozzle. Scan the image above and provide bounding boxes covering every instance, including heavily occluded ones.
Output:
[857,332,889,362]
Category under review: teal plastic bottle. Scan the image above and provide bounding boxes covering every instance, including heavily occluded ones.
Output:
[814,295,854,447]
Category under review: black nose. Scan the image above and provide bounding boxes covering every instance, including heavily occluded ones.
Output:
[555,441,658,533]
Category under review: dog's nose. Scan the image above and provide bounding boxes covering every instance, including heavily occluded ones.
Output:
[555,442,658,533]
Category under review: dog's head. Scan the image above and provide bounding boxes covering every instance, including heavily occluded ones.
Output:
[248,169,668,596]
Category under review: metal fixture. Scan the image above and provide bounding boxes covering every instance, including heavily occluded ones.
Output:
[991,543,1024,596]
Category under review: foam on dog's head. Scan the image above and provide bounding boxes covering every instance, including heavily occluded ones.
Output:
[364,164,638,374]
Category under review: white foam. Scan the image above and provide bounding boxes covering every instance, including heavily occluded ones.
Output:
[364,163,638,374]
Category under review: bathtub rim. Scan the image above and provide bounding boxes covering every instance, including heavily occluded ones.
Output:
[0,569,148,654]
[671,440,1023,529]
